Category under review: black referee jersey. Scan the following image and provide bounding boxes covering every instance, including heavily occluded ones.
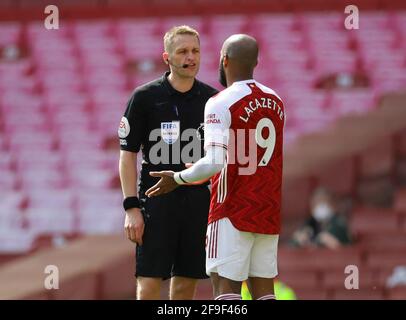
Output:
[118,72,218,192]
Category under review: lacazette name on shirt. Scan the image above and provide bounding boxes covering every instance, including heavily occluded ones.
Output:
[239,97,284,123]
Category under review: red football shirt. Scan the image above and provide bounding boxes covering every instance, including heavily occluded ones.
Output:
[203,80,284,235]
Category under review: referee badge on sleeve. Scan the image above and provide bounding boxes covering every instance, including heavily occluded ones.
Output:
[118,117,130,138]
[161,121,180,144]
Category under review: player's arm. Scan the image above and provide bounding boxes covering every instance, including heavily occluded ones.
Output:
[146,145,227,197]
[146,97,230,197]
[174,145,226,184]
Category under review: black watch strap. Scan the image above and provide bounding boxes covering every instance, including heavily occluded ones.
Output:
[123,196,141,211]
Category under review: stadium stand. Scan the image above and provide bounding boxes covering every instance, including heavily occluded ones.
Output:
[1,3,406,299]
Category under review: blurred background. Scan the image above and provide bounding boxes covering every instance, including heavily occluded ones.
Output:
[0,0,406,300]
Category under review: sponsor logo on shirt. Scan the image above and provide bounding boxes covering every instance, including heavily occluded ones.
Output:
[206,113,221,124]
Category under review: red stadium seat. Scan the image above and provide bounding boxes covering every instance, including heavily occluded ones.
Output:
[366,251,406,270]
[350,208,400,238]
[386,286,406,300]
[293,287,330,300]
[394,188,406,214]
[278,247,362,272]
[25,207,76,235]
[331,288,385,300]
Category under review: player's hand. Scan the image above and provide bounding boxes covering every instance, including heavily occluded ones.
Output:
[124,208,144,245]
[146,171,178,197]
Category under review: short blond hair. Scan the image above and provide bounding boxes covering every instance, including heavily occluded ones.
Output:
[163,25,200,53]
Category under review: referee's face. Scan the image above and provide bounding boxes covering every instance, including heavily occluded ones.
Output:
[167,34,200,79]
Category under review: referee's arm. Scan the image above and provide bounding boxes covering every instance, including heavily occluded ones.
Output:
[120,150,144,245]
[118,90,147,245]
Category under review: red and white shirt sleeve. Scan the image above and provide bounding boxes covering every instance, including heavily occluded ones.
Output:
[203,97,231,151]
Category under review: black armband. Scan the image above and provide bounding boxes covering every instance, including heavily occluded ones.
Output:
[123,196,141,211]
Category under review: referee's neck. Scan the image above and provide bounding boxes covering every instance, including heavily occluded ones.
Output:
[168,73,195,93]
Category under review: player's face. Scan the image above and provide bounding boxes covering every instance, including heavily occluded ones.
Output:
[168,34,200,79]
[218,54,227,88]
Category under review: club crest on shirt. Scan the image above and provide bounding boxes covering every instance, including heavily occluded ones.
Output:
[161,121,180,144]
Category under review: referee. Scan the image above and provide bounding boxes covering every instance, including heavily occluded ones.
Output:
[118,26,218,300]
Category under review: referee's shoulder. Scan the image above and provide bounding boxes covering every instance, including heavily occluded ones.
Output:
[129,77,164,98]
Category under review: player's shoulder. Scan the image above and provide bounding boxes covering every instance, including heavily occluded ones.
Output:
[254,81,283,103]
[206,83,251,110]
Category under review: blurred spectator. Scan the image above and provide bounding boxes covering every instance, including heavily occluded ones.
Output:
[386,266,406,288]
[290,188,351,249]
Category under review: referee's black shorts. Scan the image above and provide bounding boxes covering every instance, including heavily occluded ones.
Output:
[135,185,210,280]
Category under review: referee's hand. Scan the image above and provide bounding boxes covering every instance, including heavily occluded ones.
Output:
[124,208,144,245]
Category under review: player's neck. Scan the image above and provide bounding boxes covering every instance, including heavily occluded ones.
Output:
[227,73,254,87]
[168,73,195,93]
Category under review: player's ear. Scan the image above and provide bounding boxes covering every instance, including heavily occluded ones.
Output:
[223,54,229,67]
[162,52,169,65]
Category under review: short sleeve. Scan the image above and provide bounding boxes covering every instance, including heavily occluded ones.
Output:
[118,90,148,153]
[203,97,231,150]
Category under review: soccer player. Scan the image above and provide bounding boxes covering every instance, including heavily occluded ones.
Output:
[146,34,285,300]
[119,26,218,300]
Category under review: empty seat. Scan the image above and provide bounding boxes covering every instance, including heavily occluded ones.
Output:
[76,189,122,211]
[350,209,400,237]
[25,207,76,235]
[19,169,65,190]
[0,170,17,190]
[357,136,395,178]
[293,287,329,300]
[367,251,406,270]
[278,247,362,272]
[27,189,75,210]
[67,168,113,189]
[331,288,384,300]
[0,191,24,212]
[358,231,406,251]
[78,208,122,235]
[277,270,319,289]
[0,151,12,170]
[0,228,36,254]
[394,189,406,214]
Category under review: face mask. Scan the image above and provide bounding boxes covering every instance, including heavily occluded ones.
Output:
[312,204,333,222]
